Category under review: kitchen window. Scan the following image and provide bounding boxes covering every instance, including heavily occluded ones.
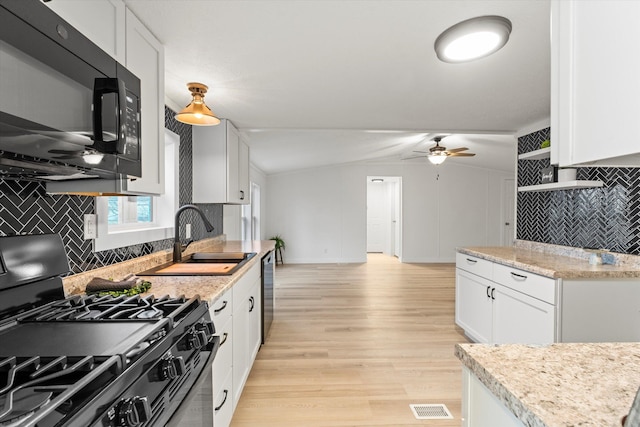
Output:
[93,128,179,251]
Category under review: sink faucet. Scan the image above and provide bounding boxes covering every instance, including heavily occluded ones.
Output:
[173,204,215,262]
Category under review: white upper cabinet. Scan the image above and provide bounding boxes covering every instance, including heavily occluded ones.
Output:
[124,8,165,195]
[551,0,640,167]
[42,0,126,63]
[193,119,250,204]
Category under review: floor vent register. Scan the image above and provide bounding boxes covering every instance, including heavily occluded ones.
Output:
[409,403,453,420]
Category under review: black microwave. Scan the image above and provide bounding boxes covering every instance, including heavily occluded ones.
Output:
[0,0,141,181]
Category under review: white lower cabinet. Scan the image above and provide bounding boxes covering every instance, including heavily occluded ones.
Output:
[455,270,493,343]
[456,252,557,344]
[456,251,640,344]
[207,260,262,427]
[492,284,555,344]
[456,269,555,344]
[462,368,524,427]
[232,263,261,410]
[214,371,233,427]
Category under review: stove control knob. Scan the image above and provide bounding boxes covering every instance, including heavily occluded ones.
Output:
[159,355,186,381]
[196,320,215,336]
[117,396,151,427]
[188,329,209,350]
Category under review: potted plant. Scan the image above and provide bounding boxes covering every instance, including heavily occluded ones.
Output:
[269,235,285,264]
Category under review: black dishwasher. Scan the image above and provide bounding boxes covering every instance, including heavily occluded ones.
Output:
[261,250,275,343]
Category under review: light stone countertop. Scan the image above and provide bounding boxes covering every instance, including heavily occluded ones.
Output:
[63,237,276,307]
[455,342,640,427]
[458,244,640,279]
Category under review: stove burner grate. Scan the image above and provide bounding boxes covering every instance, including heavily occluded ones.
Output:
[15,294,192,323]
[0,355,122,426]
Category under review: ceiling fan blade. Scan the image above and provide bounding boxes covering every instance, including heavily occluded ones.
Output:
[401,154,429,160]
[52,155,78,160]
[446,147,469,153]
[448,152,476,157]
[412,150,429,154]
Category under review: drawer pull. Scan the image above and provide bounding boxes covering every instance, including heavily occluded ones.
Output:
[491,287,495,300]
[219,332,229,346]
[486,286,491,298]
[215,389,228,411]
[214,300,228,313]
[510,272,528,280]
[466,258,478,264]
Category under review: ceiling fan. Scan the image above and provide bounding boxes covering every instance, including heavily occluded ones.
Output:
[403,135,476,165]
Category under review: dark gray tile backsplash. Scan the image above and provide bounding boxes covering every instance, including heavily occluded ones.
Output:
[0,107,223,274]
[517,127,640,254]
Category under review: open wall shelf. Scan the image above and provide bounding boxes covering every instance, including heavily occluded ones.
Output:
[517,180,604,192]
[518,147,551,160]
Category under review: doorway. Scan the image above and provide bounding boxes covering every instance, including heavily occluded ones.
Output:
[366,176,402,259]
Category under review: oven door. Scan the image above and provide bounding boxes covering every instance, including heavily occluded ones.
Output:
[165,340,219,427]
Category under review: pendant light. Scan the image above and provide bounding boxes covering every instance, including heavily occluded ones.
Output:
[435,16,512,63]
[175,82,221,126]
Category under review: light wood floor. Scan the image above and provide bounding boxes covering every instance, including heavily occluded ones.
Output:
[231,254,468,427]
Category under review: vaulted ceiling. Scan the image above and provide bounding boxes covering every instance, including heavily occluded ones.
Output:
[124,0,550,174]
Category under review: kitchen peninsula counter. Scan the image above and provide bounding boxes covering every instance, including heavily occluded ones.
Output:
[458,243,640,279]
[63,238,276,306]
[456,342,640,427]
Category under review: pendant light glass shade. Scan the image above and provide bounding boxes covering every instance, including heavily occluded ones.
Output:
[175,82,221,126]
[435,16,512,63]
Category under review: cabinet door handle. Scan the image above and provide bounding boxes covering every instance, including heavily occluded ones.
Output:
[240,190,245,200]
[486,286,491,298]
[491,287,496,300]
[466,258,478,264]
[214,300,228,313]
[249,296,255,312]
[510,272,528,280]
[219,332,229,346]
[214,389,228,411]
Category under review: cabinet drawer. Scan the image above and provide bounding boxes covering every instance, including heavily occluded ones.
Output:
[492,263,556,305]
[213,371,233,427]
[456,252,493,278]
[213,316,232,398]
[210,289,233,327]
[233,262,261,306]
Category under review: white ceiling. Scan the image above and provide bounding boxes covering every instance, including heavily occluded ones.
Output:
[124,0,550,174]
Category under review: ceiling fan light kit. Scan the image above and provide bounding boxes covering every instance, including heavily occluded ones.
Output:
[428,154,447,165]
[175,82,221,126]
[434,15,512,63]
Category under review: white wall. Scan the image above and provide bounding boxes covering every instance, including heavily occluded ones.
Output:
[266,161,513,264]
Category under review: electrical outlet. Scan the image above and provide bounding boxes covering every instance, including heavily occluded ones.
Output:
[185,223,191,239]
[84,214,97,240]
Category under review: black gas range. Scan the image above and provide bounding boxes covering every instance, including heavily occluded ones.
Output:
[0,234,219,427]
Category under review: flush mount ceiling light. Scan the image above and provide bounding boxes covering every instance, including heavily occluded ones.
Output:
[175,82,220,126]
[435,15,512,63]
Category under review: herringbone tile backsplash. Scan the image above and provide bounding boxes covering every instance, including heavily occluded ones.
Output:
[0,107,223,274]
[517,127,640,254]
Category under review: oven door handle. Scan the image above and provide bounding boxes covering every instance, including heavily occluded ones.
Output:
[92,77,126,154]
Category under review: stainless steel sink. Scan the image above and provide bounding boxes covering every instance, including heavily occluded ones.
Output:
[138,252,256,276]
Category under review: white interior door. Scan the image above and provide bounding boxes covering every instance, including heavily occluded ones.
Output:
[502,178,515,246]
[367,181,386,252]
